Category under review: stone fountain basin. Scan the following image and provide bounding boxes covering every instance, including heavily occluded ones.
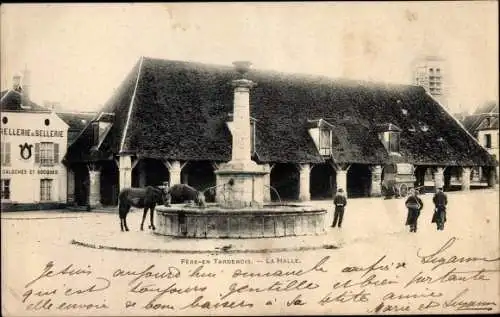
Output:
[155,204,327,239]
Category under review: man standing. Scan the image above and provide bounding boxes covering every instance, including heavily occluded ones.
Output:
[405,188,423,233]
[432,187,448,230]
[331,188,347,228]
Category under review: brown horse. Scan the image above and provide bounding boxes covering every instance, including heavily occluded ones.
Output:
[118,186,166,232]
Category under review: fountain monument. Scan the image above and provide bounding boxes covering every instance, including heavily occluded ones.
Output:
[155,61,327,238]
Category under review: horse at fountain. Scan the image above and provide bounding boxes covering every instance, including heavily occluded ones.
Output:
[165,184,206,207]
[118,186,166,232]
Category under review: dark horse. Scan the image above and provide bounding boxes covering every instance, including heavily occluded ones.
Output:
[165,184,206,207]
[118,186,166,232]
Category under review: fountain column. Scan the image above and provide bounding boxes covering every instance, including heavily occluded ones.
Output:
[215,61,269,208]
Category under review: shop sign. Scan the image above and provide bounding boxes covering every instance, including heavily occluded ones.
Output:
[1,128,64,138]
[1,169,59,175]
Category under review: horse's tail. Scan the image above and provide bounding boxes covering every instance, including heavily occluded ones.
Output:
[118,189,129,217]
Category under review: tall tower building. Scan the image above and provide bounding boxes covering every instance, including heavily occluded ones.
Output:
[412,56,447,109]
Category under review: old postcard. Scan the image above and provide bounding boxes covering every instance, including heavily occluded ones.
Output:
[1,2,499,316]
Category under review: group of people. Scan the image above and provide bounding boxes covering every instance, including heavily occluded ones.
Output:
[404,187,448,232]
[330,187,448,232]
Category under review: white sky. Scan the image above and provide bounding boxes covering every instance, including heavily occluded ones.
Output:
[1,2,498,113]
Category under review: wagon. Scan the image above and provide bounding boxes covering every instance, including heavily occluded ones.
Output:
[381,163,416,198]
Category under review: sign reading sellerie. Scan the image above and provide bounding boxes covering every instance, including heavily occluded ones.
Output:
[1,128,64,138]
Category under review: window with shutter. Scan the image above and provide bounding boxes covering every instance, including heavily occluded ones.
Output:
[1,179,10,200]
[40,142,55,166]
[5,142,10,166]
[54,143,59,164]
[1,142,11,165]
[35,143,40,163]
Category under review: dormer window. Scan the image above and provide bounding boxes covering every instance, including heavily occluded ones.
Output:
[384,131,400,153]
[485,117,492,128]
[307,118,335,156]
[375,123,401,154]
[319,127,332,155]
[91,112,114,149]
[92,121,99,147]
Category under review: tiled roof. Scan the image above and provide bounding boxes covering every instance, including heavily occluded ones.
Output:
[461,101,499,134]
[0,89,51,113]
[65,57,495,167]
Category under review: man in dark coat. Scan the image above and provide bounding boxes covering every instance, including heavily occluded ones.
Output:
[432,187,448,230]
[405,188,423,233]
[331,188,347,228]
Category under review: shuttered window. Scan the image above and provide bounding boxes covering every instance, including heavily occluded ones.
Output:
[35,142,59,166]
[1,142,11,166]
[1,179,10,200]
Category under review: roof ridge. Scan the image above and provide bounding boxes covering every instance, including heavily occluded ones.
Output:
[120,56,145,153]
[142,56,418,89]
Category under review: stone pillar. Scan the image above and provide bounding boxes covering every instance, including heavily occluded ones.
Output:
[298,164,311,201]
[67,169,75,204]
[168,161,183,185]
[336,170,348,197]
[370,165,383,197]
[434,167,444,190]
[461,167,471,191]
[88,170,101,208]
[119,155,132,192]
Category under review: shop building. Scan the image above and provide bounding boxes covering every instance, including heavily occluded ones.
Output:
[1,78,69,210]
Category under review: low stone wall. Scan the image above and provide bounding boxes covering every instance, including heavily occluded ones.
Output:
[155,205,327,238]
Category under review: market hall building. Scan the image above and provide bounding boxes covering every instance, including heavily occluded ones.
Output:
[64,57,496,208]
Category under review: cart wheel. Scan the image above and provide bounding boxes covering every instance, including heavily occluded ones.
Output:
[399,184,408,197]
